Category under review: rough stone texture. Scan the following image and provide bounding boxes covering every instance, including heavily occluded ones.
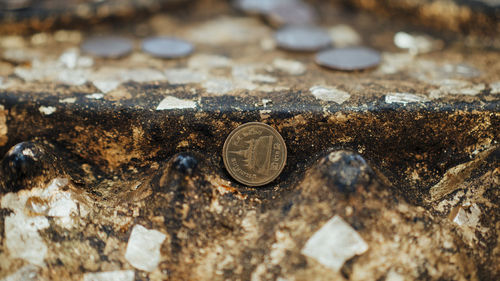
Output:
[0,0,499,280]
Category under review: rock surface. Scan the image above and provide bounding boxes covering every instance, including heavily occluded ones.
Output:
[0,0,499,280]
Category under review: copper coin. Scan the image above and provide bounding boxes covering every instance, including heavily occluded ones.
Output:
[275,25,331,52]
[142,36,194,59]
[223,122,286,186]
[315,47,381,71]
[81,36,133,58]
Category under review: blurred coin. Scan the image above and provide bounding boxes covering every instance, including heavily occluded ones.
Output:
[223,122,287,186]
[234,0,297,15]
[315,47,381,71]
[142,36,194,59]
[1,0,31,10]
[267,1,317,27]
[81,36,133,58]
[275,25,331,52]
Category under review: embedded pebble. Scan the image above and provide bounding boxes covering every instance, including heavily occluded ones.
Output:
[328,25,362,48]
[83,270,135,281]
[125,225,167,272]
[267,1,317,27]
[310,86,351,104]
[81,36,133,58]
[142,36,194,59]
[156,96,197,110]
[272,58,306,75]
[316,47,381,71]
[301,215,368,272]
[275,25,331,52]
[39,106,56,115]
[385,93,429,104]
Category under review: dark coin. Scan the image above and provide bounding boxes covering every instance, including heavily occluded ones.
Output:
[315,47,381,71]
[267,1,317,27]
[81,36,133,58]
[275,25,331,52]
[142,36,194,59]
[223,122,287,186]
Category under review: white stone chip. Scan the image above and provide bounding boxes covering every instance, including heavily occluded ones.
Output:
[93,80,121,93]
[156,96,197,110]
[272,59,306,75]
[328,25,362,48]
[310,86,351,104]
[452,204,481,227]
[0,178,79,265]
[186,17,270,45]
[3,209,49,266]
[301,215,368,272]
[39,106,56,115]
[385,93,428,104]
[83,270,135,281]
[125,225,167,272]
[490,81,500,94]
[59,97,77,104]
[187,54,231,69]
[0,264,39,281]
[164,68,206,84]
[86,93,104,100]
[202,78,235,94]
[394,32,442,55]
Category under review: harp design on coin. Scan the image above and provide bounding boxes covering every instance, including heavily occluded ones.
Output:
[230,135,274,176]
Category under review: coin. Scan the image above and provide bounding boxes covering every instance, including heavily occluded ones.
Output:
[274,25,331,52]
[267,1,317,27]
[234,0,297,15]
[223,122,286,186]
[81,36,133,58]
[315,47,381,71]
[142,36,194,59]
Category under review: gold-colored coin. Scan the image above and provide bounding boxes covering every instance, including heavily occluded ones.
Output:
[223,122,287,186]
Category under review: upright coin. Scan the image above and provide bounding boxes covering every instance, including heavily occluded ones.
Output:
[275,25,331,52]
[142,36,194,59]
[81,36,133,58]
[315,47,381,71]
[223,122,286,186]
